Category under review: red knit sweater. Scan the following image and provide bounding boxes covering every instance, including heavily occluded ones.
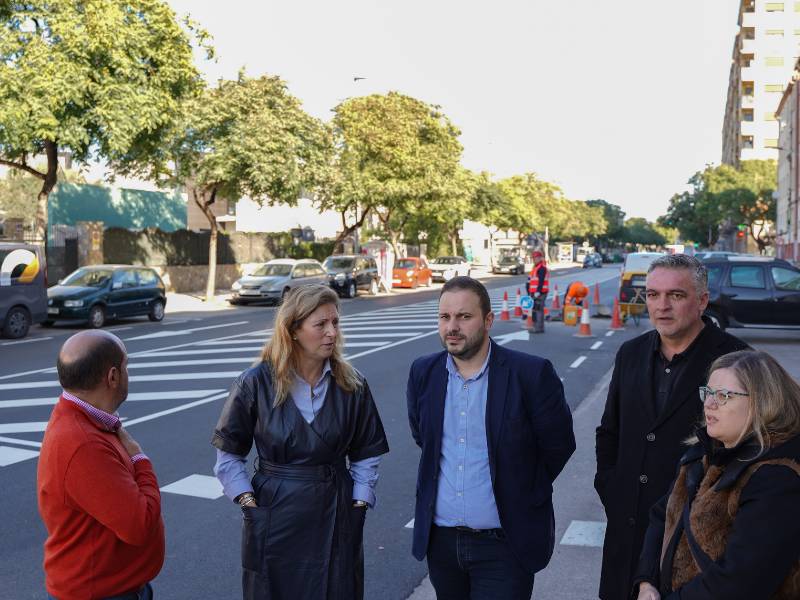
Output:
[37,398,165,600]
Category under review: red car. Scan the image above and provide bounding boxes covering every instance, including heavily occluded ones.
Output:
[392,257,432,288]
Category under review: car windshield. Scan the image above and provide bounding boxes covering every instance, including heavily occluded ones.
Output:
[61,268,114,287]
[433,257,459,264]
[324,257,354,269]
[624,254,662,273]
[396,259,417,269]
[499,257,518,264]
[252,264,293,277]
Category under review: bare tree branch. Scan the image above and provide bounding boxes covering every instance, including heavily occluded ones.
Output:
[0,158,45,179]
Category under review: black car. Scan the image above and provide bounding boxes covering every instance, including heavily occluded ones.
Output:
[582,253,602,268]
[323,255,379,298]
[46,265,167,328]
[702,256,800,330]
[492,256,525,275]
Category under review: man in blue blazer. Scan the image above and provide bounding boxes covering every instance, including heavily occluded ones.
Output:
[407,276,576,599]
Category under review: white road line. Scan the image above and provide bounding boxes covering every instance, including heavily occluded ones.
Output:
[0,390,225,409]
[341,325,433,331]
[344,332,422,338]
[341,319,437,326]
[123,391,229,427]
[160,474,224,500]
[404,519,415,529]
[1,337,53,346]
[343,341,391,348]
[0,435,42,448]
[0,445,40,466]
[137,348,262,357]
[347,330,440,361]
[0,372,241,391]
[570,356,587,369]
[0,422,48,434]
[605,330,615,337]
[107,326,134,332]
[590,341,603,350]
[124,321,250,341]
[197,339,270,346]
[129,358,255,369]
[560,520,607,547]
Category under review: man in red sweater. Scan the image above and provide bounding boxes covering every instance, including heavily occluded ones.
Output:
[37,330,164,600]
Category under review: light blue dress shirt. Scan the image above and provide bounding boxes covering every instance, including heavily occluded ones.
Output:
[214,360,381,506]
[433,347,501,529]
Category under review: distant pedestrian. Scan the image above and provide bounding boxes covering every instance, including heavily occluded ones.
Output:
[38,330,164,600]
[595,254,749,600]
[634,350,800,600]
[527,250,549,332]
[212,284,389,600]
[407,276,575,599]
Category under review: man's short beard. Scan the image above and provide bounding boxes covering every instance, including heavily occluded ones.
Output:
[441,329,486,360]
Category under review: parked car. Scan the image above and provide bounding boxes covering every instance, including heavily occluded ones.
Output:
[323,255,379,298]
[230,259,328,305]
[703,256,800,330]
[429,256,470,282]
[582,253,602,269]
[392,257,432,288]
[0,242,48,338]
[492,256,525,275]
[45,265,166,328]
[696,250,741,260]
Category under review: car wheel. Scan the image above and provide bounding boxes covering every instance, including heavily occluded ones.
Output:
[347,282,357,298]
[41,320,54,328]
[2,306,31,339]
[148,299,165,322]
[369,279,379,295]
[705,309,726,331]
[88,305,106,329]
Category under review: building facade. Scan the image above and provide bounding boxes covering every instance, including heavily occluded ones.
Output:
[722,0,800,167]
[776,59,800,261]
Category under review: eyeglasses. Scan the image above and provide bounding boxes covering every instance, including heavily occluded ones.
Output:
[698,386,749,408]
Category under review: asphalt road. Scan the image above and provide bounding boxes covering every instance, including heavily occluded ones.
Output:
[0,266,639,600]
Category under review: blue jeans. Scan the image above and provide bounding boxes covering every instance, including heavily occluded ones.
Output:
[427,526,535,600]
[49,582,153,600]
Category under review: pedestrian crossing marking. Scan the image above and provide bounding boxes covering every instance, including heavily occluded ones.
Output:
[560,520,606,547]
[0,390,226,409]
[0,445,40,466]
[160,474,225,500]
[0,422,48,434]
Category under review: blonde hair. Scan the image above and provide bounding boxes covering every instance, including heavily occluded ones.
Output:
[259,283,361,406]
[706,350,800,453]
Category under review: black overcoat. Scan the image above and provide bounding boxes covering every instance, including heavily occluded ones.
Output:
[594,320,748,600]
[212,362,389,600]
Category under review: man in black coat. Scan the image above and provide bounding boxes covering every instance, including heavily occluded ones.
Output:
[594,254,749,600]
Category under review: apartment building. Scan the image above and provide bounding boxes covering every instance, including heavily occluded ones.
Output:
[722,0,800,167]
[776,59,800,261]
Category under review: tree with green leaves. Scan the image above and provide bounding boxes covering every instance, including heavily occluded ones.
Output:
[624,217,667,248]
[325,92,463,256]
[586,199,626,247]
[0,165,85,223]
[0,0,206,240]
[158,73,332,300]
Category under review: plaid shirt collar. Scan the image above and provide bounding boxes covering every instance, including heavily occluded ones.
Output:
[61,390,121,432]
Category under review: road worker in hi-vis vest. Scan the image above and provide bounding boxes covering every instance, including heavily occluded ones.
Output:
[527,251,549,332]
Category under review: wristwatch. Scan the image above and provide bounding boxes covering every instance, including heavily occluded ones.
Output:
[236,492,257,507]
[352,500,367,508]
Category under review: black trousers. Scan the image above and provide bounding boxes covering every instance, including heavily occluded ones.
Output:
[426,526,535,600]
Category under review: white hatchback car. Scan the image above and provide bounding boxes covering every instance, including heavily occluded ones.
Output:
[429,256,471,282]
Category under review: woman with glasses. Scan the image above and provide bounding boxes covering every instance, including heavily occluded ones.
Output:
[211,284,389,600]
[634,350,800,600]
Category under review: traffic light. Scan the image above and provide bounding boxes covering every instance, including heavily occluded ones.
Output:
[737,230,745,238]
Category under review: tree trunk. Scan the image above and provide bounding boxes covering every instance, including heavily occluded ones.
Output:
[450,232,458,255]
[194,185,219,302]
[334,205,370,244]
[34,140,59,242]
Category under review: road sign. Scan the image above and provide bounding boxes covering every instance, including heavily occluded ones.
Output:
[520,295,533,310]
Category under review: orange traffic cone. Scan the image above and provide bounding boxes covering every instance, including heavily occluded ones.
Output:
[574,302,595,338]
[500,291,510,321]
[514,288,522,317]
[593,283,600,305]
[552,285,561,310]
[610,297,625,331]
[523,309,535,330]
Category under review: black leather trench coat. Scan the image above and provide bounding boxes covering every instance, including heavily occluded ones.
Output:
[212,362,389,600]
[594,320,748,599]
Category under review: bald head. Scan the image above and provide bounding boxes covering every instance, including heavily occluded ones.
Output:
[57,330,127,393]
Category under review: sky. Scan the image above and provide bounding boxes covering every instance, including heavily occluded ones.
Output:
[166,0,741,222]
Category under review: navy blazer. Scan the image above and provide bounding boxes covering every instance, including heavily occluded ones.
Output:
[407,340,576,573]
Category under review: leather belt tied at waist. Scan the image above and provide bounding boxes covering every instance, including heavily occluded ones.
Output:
[257,459,346,481]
